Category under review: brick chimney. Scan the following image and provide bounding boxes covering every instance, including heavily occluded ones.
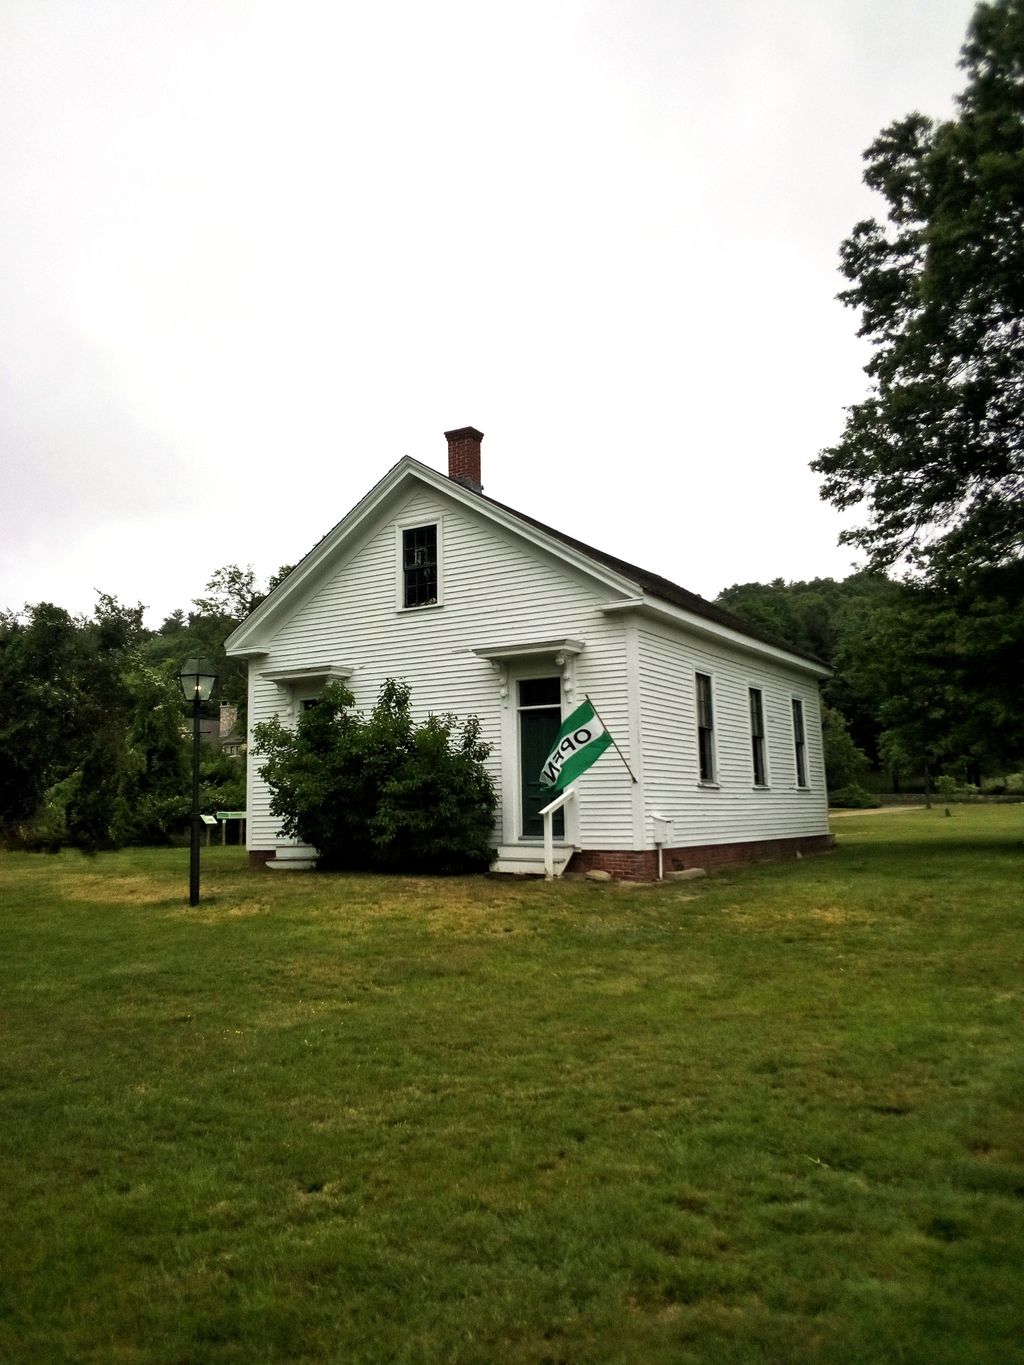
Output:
[444,426,483,493]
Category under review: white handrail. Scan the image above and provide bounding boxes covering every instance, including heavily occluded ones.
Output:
[538,785,577,879]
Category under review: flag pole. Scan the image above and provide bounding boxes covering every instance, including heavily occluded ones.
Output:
[585,694,637,784]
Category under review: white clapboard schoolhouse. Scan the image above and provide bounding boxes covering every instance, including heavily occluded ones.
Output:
[225,427,832,877]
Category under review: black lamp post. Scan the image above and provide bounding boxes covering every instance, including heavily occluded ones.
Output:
[178,658,218,906]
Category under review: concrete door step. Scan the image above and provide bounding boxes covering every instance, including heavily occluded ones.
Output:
[490,844,574,877]
[267,846,316,871]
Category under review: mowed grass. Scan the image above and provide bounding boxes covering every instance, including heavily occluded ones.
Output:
[1,809,1022,1364]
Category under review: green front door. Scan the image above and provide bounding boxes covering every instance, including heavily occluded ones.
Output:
[519,679,565,839]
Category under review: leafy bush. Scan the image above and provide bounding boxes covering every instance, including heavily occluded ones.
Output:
[252,679,497,873]
[13,773,82,852]
[981,771,1024,796]
[829,784,881,809]
[199,748,246,818]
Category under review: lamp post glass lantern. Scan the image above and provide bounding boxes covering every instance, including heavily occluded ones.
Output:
[179,659,217,906]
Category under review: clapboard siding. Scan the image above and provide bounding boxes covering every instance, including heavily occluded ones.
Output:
[237,466,830,862]
[637,623,829,847]
[245,488,634,851]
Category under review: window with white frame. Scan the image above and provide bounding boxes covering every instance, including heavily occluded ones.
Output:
[695,672,715,783]
[399,522,440,608]
[294,692,323,723]
[749,687,767,786]
[792,698,808,787]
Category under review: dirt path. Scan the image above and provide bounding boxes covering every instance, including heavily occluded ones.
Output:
[829,804,927,818]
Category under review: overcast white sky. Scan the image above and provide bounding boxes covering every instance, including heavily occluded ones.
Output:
[1,0,978,626]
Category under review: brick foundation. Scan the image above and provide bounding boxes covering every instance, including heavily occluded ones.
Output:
[569,848,660,880]
[568,833,834,881]
[248,849,277,866]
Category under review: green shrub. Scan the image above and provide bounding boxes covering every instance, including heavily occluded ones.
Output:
[252,679,497,874]
[13,773,81,852]
[829,784,881,809]
[198,748,246,819]
[981,771,1024,796]
[126,792,191,845]
[936,775,982,802]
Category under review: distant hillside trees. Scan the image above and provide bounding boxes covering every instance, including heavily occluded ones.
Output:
[717,573,897,763]
[717,570,1024,791]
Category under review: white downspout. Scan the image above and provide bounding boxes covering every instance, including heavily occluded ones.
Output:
[652,813,671,881]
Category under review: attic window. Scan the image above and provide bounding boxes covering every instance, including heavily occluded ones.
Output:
[402,523,439,608]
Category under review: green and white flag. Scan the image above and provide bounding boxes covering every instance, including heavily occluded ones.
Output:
[539,699,613,791]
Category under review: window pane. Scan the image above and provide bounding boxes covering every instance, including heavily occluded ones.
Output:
[792,699,807,786]
[518,677,561,707]
[403,524,436,568]
[698,730,714,782]
[696,673,713,729]
[749,688,764,737]
[696,673,714,781]
[402,525,437,606]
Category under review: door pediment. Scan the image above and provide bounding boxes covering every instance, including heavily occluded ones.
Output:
[473,638,584,706]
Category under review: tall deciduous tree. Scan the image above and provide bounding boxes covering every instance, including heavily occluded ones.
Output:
[0,603,90,825]
[813,0,1024,576]
[836,569,1024,789]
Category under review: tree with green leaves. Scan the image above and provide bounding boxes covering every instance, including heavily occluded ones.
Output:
[0,602,91,827]
[834,569,1024,795]
[0,596,192,849]
[821,704,870,793]
[253,679,497,873]
[146,563,294,721]
[813,0,1024,578]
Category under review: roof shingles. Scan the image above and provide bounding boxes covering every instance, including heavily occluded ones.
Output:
[479,490,827,668]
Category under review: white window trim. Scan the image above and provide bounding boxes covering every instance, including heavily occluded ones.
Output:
[294,690,322,722]
[395,514,444,611]
[694,669,718,787]
[791,696,810,789]
[748,684,771,789]
[258,665,353,725]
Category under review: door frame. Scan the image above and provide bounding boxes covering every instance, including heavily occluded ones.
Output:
[499,662,579,845]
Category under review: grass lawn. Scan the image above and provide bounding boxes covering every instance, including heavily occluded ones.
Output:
[1,807,1022,1363]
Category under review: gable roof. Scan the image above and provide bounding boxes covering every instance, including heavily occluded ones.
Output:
[225,456,827,672]
[476,490,827,668]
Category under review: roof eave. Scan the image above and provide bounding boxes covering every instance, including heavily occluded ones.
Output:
[224,453,827,677]
[225,456,424,654]
[225,457,643,655]
[601,597,831,678]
